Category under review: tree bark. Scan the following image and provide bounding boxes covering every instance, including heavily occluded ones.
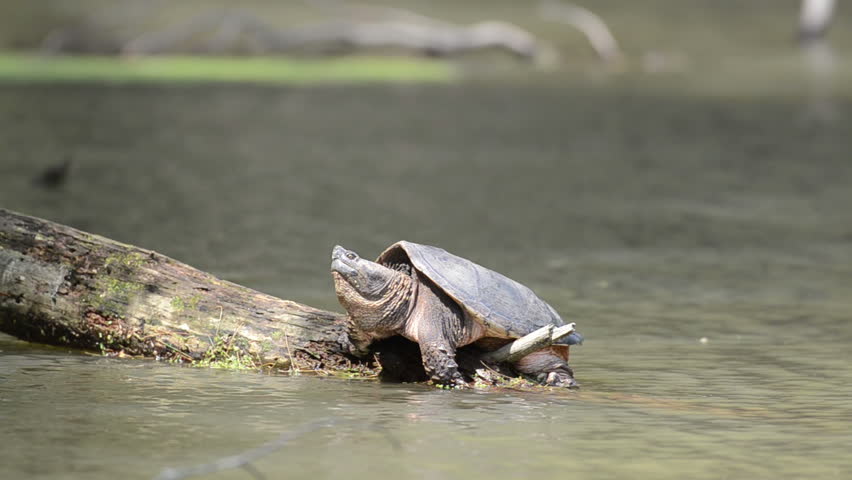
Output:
[0,209,358,371]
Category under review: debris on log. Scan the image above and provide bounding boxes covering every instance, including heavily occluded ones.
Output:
[481,322,576,363]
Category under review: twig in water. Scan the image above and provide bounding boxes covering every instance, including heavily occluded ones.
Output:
[225,320,246,353]
[240,463,265,480]
[158,341,194,362]
[152,418,337,480]
[478,360,515,381]
[283,331,299,373]
[207,305,224,348]
[367,420,403,451]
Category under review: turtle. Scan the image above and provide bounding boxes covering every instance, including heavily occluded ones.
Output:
[330,241,583,388]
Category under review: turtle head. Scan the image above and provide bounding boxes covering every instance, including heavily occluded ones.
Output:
[331,245,412,331]
[331,245,396,298]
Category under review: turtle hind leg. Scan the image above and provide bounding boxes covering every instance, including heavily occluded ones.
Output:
[514,346,578,389]
[543,369,578,388]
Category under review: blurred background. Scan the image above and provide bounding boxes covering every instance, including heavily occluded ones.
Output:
[1,0,850,308]
[1,1,852,479]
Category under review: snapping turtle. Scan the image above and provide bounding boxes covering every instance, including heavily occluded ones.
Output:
[331,241,582,387]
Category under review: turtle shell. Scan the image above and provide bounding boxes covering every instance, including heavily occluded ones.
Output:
[377,241,582,345]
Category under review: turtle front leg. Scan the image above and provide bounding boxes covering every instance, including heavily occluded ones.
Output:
[407,274,469,388]
[419,339,467,388]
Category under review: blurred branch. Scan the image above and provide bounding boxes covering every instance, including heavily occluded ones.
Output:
[538,1,623,64]
[798,0,835,45]
[41,3,549,61]
[122,9,232,55]
[304,0,455,28]
[41,0,167,54]
[796,1,837,123]
[125,9,543,59]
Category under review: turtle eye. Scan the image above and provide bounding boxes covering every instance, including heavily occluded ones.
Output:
[345,252,358,260]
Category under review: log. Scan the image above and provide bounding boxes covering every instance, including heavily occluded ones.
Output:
[481,322,576,363]
[0,209,360,371]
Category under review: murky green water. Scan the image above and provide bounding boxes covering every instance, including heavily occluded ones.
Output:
[3,8,852,477]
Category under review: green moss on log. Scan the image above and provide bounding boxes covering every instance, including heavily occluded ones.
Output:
[85,277,144,316]
[105,251,147,270]
[170,294,201,313]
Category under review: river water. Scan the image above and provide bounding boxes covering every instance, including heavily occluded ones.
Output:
[2,33,852,480]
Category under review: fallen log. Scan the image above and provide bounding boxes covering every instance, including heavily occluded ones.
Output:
[0,208,359,371]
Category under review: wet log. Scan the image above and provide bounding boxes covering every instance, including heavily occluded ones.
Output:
[0,209,358,371]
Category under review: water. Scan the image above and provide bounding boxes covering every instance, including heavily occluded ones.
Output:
[2,340,850,479]
[3,18,852,480]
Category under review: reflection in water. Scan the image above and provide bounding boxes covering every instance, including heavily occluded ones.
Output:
[802,40,837,122]
[2,330,851,479]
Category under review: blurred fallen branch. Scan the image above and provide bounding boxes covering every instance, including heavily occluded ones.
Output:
[798,0,835,46]
[538,1,623,64]
[124,9,543,60]
[796,1,837,123]
[42,3,547,61]
[121,9,239,55]
[41,0,167,54]
[304,0,455,28]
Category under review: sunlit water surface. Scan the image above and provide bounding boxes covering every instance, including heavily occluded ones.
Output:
[2,22,852,479]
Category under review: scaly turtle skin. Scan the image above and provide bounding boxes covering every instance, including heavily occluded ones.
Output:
[331,242,582,387]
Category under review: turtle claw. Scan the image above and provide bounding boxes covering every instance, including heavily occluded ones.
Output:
[450,376,470,389]
[432,375,470,390]
[431,371,469,389]
[435,378,469,389]
[545,371,579,389]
